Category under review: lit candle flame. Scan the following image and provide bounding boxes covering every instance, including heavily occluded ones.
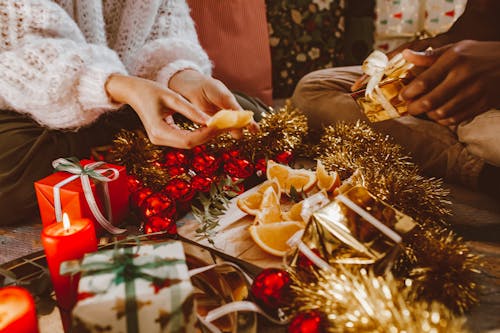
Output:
[62,213,71,231]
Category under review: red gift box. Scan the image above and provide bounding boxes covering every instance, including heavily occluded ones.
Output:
[34,158,129,235]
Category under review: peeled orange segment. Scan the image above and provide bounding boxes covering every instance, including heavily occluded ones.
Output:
[285,172,316,194]
[237,180,281,215]
[266,160,289,189]
[249,221,304,257]
[281,200,304,223]
[254,186,281,224]
[266,160,316,194]
[207,110,254,130]
[316,160,341,192]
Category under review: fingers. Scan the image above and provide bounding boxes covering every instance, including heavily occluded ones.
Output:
[160,92,210,125]
[146,122,220,149]
[406,65,469,115]
[400,45,458,101]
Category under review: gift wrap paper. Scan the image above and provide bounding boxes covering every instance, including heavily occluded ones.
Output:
[71,241,196,333]
[291,186,416,273]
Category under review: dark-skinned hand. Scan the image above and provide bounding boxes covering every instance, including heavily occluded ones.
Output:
[400,40,500,126]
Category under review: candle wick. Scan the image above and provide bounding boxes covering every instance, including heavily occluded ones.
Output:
[62,213,71,231]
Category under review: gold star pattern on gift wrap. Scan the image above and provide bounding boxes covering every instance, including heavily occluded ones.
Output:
[155,309,172,331]
[112,298,152,320]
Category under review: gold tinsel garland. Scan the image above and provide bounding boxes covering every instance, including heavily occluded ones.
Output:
[109,107,481,317]
[316,121,451,225]
[313,121,480,312]
[205,104,308,158]
[287,267,469,333]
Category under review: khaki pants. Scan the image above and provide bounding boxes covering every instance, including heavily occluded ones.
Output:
[0,93,268,225]
[292,66,500,188]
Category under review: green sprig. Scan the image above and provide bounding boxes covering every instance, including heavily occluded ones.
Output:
[192,176,242,246]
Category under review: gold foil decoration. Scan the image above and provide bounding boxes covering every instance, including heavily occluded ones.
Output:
[292,186,416,273]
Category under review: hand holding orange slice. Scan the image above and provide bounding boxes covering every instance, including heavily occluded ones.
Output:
[207,109,254,130]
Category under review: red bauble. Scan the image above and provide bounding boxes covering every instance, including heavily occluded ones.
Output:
[192,152,220,176]
[164,178,195,202]
[144,216,177,235]
[288,311,325,333]
[167,165,186,177]
[224,157,254,179]
[191,175,214,193]
[192,145,206,154]
[222,149,241,161]
[140,192,176,219]
[251,268,291,311]
[297,248,324,270]
[130,187,153,209]
[255,158,268,176]
[275,151,293,165]
[127,175,142,193]
[163,149,191,167]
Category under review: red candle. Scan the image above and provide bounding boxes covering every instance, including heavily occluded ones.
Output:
[0,286,39,333]
[41,213,97,312]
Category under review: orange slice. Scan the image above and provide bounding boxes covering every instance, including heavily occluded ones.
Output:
[249,221,304,257]
[281,200,304,223]
[316,160,341,192]
[254,186,281,224]
[266,161,316,194]
[237,180,280,215]
[207,110,254,130]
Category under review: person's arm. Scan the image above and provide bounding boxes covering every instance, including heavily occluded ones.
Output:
[0,0,130,129]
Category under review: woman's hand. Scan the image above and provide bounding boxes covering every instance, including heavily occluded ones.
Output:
[168,69,259,137]
[400,40,500,126]
[105,74,219,148]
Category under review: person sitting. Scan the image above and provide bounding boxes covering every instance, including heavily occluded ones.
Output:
[0,0,259,225]
[292,0,500,198]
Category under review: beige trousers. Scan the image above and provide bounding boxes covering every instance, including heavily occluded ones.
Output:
[292,66,500,188]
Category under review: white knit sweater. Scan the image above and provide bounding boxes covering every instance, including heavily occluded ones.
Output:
[0,0,212,129]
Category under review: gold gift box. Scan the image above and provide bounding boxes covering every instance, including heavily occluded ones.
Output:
[291,186,416,273]
[352,77,410,122]
[351,51,423,122]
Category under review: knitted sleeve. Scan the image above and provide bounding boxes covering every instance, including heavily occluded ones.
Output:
[0,0,127,129]
[127,0,212,85]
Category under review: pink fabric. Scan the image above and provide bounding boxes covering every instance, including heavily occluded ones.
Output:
[187,0,273,105]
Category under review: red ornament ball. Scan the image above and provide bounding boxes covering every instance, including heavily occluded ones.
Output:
[191,175,214,193]
[127,175,142,193]
[288,311,325,333]
[163,149,191,167]
[275,151,293,165]
[224,157,254,179]
[254,158,268,176]
[144,216,177,235]
[222,149,241,161]
[130,187,153,209]
[251,268,291,311]
[192,145,206,154]
[167,165,186,177]
[192,152,220,176]
[164,178,195,202]
[140,192,176,219]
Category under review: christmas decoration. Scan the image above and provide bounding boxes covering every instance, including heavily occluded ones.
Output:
[109,106,481,319]
[143,216,177,235]
[288,310,326,333]
[287,267,469,333]
[163,178,195,202]
[251,268,291,313]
